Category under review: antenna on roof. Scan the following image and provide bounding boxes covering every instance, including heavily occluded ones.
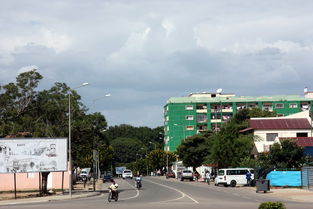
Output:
[216,88,223,94]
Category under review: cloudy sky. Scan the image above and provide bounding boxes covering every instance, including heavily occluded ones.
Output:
[1,0,313,128]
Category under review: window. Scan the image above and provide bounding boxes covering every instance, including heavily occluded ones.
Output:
[266,133,278,141]
[275,103,284,109]
[289,103,298,108]
[185,105,193,110]
[197,114,207,123]
[186,125,194,130]
[186,115,194,120]
[297,132,308,137]
[226,169,247,175]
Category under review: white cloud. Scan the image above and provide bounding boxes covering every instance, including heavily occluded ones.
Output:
[108,27,151,62]
[17,65,39,75]
[2,0,313,127]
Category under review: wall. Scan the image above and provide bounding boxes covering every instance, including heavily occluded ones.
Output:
[266,171,301,187]
[0,171,69,191]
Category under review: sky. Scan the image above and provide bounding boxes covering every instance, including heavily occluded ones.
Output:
[1,0,313,128]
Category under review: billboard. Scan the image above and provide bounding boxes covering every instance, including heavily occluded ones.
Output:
[0,138,67,173]
[115,167,126,175]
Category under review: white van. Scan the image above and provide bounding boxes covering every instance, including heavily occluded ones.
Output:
[214,168,254,187]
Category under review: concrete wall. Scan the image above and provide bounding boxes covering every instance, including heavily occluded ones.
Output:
[0,171,69,191]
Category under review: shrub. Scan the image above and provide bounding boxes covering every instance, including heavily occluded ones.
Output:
[258,202,286,209]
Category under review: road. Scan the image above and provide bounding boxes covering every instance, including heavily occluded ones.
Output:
[1,177,311,209]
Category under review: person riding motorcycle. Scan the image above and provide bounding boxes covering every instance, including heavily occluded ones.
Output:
[135,175,142,189]
[108,179,119,199]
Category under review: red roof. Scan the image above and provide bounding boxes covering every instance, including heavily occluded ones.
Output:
[279,137,313,147]
[249,118,311,130]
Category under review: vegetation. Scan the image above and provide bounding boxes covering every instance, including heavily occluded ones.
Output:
[258,202,286,209]
[176,135,209,171]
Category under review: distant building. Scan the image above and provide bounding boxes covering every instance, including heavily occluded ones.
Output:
[164,91,313,152]
[239,115,312,155]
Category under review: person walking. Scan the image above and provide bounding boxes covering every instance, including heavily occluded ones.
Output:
[246,170,251,186]
[205,171,211,184]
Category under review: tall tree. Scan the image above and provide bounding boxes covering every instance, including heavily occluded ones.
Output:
[176,135,209,171]
[147,149,177,174]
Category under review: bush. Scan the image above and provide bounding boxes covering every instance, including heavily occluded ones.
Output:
[258,202,286,209]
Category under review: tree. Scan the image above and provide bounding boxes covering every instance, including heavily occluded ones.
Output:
[208,108,277,168]
[106,124,164,150]
[146,149,176,174]
[175,135,209,171]
[268,140,305,168]
[111,137,145,164]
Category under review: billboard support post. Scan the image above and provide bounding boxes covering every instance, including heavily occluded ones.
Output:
[61,171,64,194]
[14,173,17,199]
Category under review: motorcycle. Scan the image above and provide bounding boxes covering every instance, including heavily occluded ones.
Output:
[135,177,142,189]
[108,189,118,202]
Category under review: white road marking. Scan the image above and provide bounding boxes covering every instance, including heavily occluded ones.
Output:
[118,180,140,201]
[145,179,199,204]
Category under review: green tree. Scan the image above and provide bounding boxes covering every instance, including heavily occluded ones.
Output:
[111,137,145,164]
[147,150,177,174]
[106,124,164,150]
[176,135,209,171]
[268,140,305,168]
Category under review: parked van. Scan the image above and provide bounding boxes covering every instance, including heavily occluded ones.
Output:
[214,168,254,187]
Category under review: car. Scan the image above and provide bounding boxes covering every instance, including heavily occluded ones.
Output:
[166,171,176,178]
[102,171,113,183]
[122,169,133,179]
[78,168,91,181]
[180,170,193,181]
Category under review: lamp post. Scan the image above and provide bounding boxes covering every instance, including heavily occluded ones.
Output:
[92,94,111,110]
[149,141,156,150]
[141,148,149,176]
[68,82,88,197]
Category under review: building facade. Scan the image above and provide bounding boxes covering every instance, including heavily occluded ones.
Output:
[164,91,313,152]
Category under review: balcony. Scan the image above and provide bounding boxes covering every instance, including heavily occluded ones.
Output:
[196,109,207,113]
[196,104,207,113]
[211,119,222,123]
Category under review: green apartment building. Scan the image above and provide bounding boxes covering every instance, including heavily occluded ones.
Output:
[164,91,313,152]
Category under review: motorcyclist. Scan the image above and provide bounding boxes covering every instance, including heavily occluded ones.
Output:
[135,174,142,189]
[108,179,118,199]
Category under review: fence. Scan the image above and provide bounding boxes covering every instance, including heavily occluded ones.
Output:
[301,167,313,191]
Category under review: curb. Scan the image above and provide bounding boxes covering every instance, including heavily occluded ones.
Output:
[0,192,101,206]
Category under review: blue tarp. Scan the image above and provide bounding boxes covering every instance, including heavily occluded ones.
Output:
[266,171,301,187]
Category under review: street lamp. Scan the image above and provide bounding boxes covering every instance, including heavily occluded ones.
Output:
[91,94,111,186]
[141,148,149,176]
[68,82,89,197]
[149,141,156,150]
[92,94,111,110]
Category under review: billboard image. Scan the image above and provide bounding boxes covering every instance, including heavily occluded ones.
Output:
[115,167,126,175]
[0,138,67,173]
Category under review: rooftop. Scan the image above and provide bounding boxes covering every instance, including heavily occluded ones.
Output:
[167,94,312,104]
[249,118,311,130]
[279,137,313,147]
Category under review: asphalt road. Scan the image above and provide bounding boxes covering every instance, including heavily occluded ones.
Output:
[1,177,311,209]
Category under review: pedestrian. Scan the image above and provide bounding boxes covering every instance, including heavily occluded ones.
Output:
[205,171,211,184]
[246,170,251,186]
[194,171,199,181]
